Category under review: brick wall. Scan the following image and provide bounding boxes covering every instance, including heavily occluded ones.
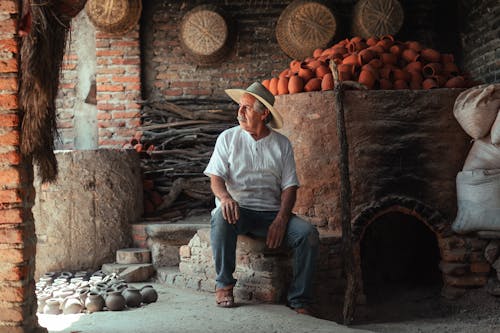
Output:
[459,0,500,83]
[0,1,45,332]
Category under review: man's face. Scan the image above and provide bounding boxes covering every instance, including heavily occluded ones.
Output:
[237,94,268,133]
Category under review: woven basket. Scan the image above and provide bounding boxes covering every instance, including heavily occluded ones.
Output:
[179,5,234,66]
[276,0,337,60]
[86,0,142,35]
[352,0,404,38]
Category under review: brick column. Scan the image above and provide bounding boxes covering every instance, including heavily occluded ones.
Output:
[0,1,46,332]
[96,29,142,148]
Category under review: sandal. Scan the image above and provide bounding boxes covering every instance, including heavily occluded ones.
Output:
[215,285,235,308]
[294,308,311,315]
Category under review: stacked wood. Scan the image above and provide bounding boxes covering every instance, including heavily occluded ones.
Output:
[135,97,236,220]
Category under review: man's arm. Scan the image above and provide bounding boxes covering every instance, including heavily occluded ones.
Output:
[266,185,298,249]
[209,175,240,224]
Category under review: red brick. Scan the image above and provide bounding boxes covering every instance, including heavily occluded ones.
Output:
[97,112,112,120]
[112,40,140,47]
[0,189,21,203]
[165,89,183,96]
[0,77,17,90]
[0,306,22,322]
[96,50,124,57]
[0,18,16,35]
[0,264,28,280]
[99,68,125,75]
[0,227,23,243]
[0,58,18,73]
[0,94,17,109]
[0,209,22,223]
[98,120,126,128]
[63,53,78,60]
[0,151,21,165]
[98,139,127,146]
[0,284,25,302]
[98,85,124,92]
[61,63,77,70]
[59,83,76,89]
[0,167,20,184]
[126,84,141,90]
[0,114,19,127]
[0,130,19,145]
[112,111,139,119]
[112,76,140,83]
[111,58,140,65]
[127,103,141,109]
[56,120,73,129]
[0,248,26,263]
[470,262,491,274]
[96,76,111,83]
[0,1,17,14]
[99,103,125,111]
[171,81,199,88]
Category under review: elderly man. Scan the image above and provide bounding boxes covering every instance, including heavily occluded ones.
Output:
[204,82,319,314]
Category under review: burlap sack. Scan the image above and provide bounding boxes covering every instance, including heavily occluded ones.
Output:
[463,136,500,171]
[453,84,500,139]
[490,111,500,144]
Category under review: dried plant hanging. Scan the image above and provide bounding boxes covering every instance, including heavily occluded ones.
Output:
[19,0,75,183]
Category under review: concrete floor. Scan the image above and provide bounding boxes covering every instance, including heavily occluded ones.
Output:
[38,282,372,333]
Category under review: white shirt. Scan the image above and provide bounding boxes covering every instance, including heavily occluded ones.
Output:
[204,126,299,211]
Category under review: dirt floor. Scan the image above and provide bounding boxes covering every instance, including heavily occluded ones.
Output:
[38,282,500,333]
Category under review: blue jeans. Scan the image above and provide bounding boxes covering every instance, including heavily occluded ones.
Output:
[210,207,319,308]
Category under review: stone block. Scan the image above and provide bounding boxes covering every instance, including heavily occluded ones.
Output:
[101,263,155,283]
[484,240,500,264]
[470,262,491,274]
[116,248,151,264]
[179,245,191,258]
[439,261,469,275]
[443,274,488,287]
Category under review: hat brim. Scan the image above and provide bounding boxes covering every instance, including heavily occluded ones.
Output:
[225,89,283,129]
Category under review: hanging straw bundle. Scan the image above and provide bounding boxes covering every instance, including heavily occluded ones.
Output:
[19,0,76,182]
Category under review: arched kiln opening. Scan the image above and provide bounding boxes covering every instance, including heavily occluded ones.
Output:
[360,211,442,313]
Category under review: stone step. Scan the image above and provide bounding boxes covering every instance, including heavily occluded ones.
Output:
[116,248,151,264]
[102,262,155,283]
[155,266,215,293]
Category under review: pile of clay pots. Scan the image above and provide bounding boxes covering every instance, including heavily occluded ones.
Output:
[263,35,470,94]
[35,271,158,315]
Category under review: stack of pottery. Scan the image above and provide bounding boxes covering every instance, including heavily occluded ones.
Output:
[35,270,159,315]
[263,35,470,94]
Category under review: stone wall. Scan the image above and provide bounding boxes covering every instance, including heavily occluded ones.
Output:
[32,150,143,279]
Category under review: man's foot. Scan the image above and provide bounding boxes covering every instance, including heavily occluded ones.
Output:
[215,285,235,308]
[294,307,311,315]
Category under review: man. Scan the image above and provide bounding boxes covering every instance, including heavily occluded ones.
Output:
[204,82,319,314]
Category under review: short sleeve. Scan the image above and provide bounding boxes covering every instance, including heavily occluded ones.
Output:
[204,132,230,180]
[281,140,300,190]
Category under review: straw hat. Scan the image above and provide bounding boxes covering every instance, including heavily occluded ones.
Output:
[225,82,283,129]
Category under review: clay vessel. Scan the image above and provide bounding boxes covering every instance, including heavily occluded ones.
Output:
[358,49,376,65]
[298,65,314,82]
[37,293,51,314]
[402,49,419,63]
[279,68,290,78]
[406,41,422,52]
[358,70,376,89]
[422,78,438,90]
[315,64,330,79]
[140,285,159,304]
[262,79,270,90]
[423,63,443,78]
[304,78,321,92]
[62,296,84,314]
[392,69,411,82]
[288,75,303,94]
[290,60,301,73]
[277,77,289,95]
[313,48,323,58]
[106,291,126,311]
[444,76,466,88]
[321,73,334,91]
[380,53,397,65]
[43,298,62,315]
[122,287,142,308]
[420,48,441,63]
[368,58,383,69]
[85,292,105,313]
[406,61,423,73]
[269,78,279,95]
[366,36,379,46]
[379,78,393,90]
[394,80,409,90]
[443,62,459,76]
[342,53,360,67]
[441,53,455,64]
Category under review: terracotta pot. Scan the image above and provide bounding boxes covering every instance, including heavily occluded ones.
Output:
[366,36,380,46]
[321,73,334,91]
[329,46,348,57]
[279,68,290,78]
[313,48,323,58]
[304,78,322,92]
[380,53,397,65]
[262,79,270,90]
[290,60,301,73]
[298,65,314,82]
[105,291,126,311]
[85,292,105,313]
[393,79,409,90]
[315,64,330,79]
[122,287,142,308]
[347,39,367,53]
[432,74,447,87]
[342,53,360,67]
[381,34,395,41]
[140,285,158,304]
[443,62,459,76]
[305,59,322,71]
[376,39,393,51]
[444,76,466,88]
[441,53,455,64]
[277,76,289,95]
[288,75,303,94]
[389,44,404,57]
[337,64,355,75]
[37,293,51,314]
[62,296,84,315]
[368,58,383,69]
[423,63,443,77]
[422,78,438,90]
[358,49,376,65]
[269,78,279,95]
[420,48,441,63]
[361,64,379,79]
[43,298,62,315]
[392,69,411,82]
[358,70,376,89]
[409,79,422,90]
[406,61,423,73]
[402,49,419,63]
[406,40,422,52]
[379,78,393,90]
[409,71,423,85]
[368,45,385,54]
[379,66,394,81]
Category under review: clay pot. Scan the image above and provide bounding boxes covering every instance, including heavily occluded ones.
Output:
[393,79,409,90]
[409,71,423,85]
[368,45,385,54]
[402,49,419,63]
[105,291,126,311]
[368,58,383,69]
[361,64,379,80]
[62,296,84,314]
[443,62,459,76]
[288,75,304,94]
[389,44,404,57]
[290,60,301,73]
[423,63,443,78]
[277,77,289,95]
[420,48,441,63]
[315,64,330,79]
[342,53,360,67]
[392,69,411,82]
[279,68,290,78]
[122,287,142,308]
[444,76,466,88]
[269,78,279,95]
[379,78,393,90]
[441,53,455,64]
[140,285,158,304]
[406,61,423,73]
[321,73,334,91]
[358,70,376,89]
[432,75,447,87]
[379,67,394,81]
[313,48,323,58]
[422,78,438,90]
[358,49,376,65]
[380,53,397,65]
[304,78,321,92]
[37,293,51,314]
[366,36,380,46]
[262,79,270,90]
[77,287,90,304]
[376,39,393,51]
[85,292,105,313]
[298,65,314,82]
[409,79,422,90]
[347,39,367,53]
[329,46,348,57]
[43,298,62,315]
[406,41,422,52]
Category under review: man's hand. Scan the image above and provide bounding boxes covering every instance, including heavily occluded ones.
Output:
[220,196,240,224]
[266,216,288,249]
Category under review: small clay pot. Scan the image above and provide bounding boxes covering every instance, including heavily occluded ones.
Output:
[389,44,404,57]
[290,60,301,73]
[422,78,438,90]
[122,287,142,308]
[85,292,105,313]
[43,298,62,315]
[402,49,419,63]
[420,48,441,63]
[444,76,466,88]
[393,79,409,90]
[313,48,323,58]
[406,61,423,73]
[376,39,393,51]
[37,293,52,314]
[379,78,393,90]
[358,70,376,89]
[368,58,383,69]
[279,68,290,78]
[358,49,376,65]
[288,75,303,94]
[262,79,270,90]
[380,53,397,65]
[315,64,330,79]
[62,296,84,314]
[379,67,394,81]
[406,40,422,52]
[440,53,455,64]
[298,65,314,82]
[277,76,289,95]
[366,36,380,46]
[367,45,385,54]
[342,53,360,67]
[443,62,459,76]
[105,291,126,311]
[269,78,279,95]
[392,69,411,82]
[321,73,334,91]
[423,63,443,78]
[140,285,158,304]
[304,78,321,92]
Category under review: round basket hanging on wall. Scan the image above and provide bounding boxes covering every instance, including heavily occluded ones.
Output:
[276,0,337,60]
[179,5,234,66]
[85,0,142,35]
[352,0,404,38]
